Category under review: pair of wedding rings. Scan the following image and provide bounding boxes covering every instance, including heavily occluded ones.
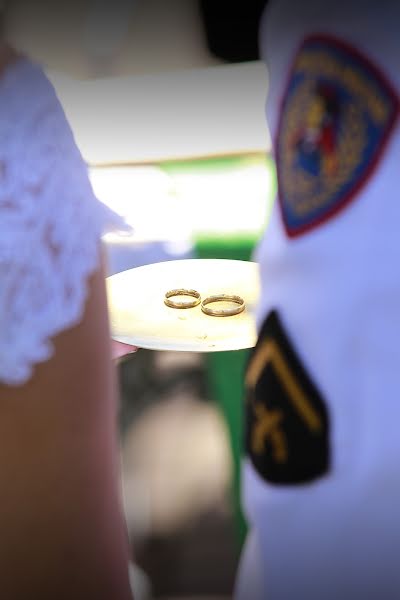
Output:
[164,288,245,317]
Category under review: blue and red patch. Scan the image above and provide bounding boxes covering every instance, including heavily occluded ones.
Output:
[276,35,399,237]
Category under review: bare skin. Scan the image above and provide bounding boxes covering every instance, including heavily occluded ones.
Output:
[0,43,133,600]
[0,263,134,600]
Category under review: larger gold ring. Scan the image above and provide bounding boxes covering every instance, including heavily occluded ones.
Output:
[201,294,245,317]
[164,288,201,309]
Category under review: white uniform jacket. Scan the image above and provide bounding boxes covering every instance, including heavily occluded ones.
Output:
[238,1,400,598]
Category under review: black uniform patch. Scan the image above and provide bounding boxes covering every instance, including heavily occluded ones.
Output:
[245,311,330,485]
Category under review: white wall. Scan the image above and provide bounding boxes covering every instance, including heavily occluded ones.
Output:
[6,0,270,162]
[49,61,270,164]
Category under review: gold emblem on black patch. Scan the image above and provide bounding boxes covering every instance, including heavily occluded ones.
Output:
[245,311,330,484]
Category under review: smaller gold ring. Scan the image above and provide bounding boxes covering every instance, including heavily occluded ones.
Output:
[201,294,245,317]
[164,288,201,309]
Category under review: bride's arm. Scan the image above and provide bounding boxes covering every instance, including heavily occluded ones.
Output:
[0,262,133,600]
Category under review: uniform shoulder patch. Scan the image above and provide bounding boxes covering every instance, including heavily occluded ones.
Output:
[276,34,399,237]
[245,311,329,485]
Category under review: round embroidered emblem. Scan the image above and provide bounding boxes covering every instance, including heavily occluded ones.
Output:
[277,35,399,237]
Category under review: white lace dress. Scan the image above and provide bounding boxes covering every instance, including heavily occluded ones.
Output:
[0,57,122,386]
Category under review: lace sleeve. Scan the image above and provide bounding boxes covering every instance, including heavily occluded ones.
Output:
[0,59,124,386]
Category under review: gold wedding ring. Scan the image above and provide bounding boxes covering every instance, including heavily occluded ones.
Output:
[201,294,245,317]
[164,288,201,309]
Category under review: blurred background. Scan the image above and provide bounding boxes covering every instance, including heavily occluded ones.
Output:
[5,1,275,597]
